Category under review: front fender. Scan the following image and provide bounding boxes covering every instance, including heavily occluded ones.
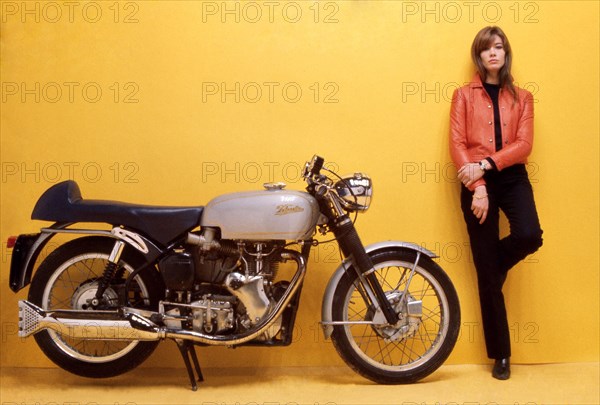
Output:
[320,240,437,339]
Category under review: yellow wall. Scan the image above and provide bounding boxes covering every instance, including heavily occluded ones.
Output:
[1,1,598,369]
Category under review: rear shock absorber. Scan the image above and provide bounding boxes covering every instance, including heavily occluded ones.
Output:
[93,240,125,307]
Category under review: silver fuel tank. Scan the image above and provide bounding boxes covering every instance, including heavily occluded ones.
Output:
[200,189,321,240]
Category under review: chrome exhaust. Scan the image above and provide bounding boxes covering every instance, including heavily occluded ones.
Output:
[18,300,162,341]
[19,250,306,346]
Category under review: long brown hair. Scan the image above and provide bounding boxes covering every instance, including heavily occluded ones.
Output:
[471,26,517,101]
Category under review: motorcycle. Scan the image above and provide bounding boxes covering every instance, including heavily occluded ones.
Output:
[8,155,460,390]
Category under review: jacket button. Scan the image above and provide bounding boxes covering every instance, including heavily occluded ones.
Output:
[488,121,492,125]
[489,139,493,143]
[488,105,492,108]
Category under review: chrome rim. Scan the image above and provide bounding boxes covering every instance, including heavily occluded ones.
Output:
[342,259,449,371]
[41,253,150,363]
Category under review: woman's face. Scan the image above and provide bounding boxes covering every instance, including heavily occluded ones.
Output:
[479,35,506,75]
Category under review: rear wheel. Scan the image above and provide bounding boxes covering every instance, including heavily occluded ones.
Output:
[331,249,460,383]
[28,236,164,378]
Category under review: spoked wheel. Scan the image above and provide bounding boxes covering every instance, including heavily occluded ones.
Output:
[331,249,460,383]
[28,236,164,378]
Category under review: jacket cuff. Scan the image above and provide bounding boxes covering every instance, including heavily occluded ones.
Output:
[468,178,486,192]
[485,157,497,171]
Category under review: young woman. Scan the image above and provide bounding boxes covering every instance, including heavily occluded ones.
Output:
[449,26,543,380]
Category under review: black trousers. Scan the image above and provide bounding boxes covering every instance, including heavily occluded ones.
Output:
[460,164,543,359]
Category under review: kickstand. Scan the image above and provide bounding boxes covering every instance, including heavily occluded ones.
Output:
[174,339,204,391]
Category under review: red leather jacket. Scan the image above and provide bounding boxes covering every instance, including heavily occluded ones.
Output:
[449,74,534,190]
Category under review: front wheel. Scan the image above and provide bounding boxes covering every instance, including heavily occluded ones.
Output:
[331,248,460,384]
[28,236,164,378]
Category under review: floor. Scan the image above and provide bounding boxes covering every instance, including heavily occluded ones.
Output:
[1,363,598,405]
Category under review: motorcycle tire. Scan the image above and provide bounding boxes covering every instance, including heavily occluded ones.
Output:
[331,248,460,384]
[28,236,164,378]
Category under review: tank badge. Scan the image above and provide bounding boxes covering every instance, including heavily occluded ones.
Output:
[275,204,305,216]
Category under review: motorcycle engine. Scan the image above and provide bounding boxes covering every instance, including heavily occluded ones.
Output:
[158,238,286,339]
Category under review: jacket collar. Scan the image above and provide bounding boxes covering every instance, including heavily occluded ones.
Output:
[469,73,515,89]
[469,73,485,88]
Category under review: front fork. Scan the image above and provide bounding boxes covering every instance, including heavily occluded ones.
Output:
[332,215,399,325]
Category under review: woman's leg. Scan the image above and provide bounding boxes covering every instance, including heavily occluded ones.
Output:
[461,186,511,359]
[497,169,543,273]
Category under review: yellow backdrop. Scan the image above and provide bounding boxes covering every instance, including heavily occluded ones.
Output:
[1,1,598,370]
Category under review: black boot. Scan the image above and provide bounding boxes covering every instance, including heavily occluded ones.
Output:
[492,358,510,380]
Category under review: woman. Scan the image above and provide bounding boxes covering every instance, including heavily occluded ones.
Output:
[449,26,543,380]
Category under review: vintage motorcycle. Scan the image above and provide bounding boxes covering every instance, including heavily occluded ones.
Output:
[8,155,460,390]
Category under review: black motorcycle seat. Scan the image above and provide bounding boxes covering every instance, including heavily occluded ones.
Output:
[31,180,203,246]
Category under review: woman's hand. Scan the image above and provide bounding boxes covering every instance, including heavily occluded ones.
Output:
[471,185,489,224]
[458,163,484,188]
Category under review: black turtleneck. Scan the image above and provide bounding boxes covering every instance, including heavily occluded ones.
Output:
[483,82,503,153]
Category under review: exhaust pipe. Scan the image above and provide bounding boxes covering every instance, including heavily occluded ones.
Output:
[19,300,162,341]
[19,250,306,346]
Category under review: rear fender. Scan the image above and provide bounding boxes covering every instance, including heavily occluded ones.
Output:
[10,232,50,292]
[320,241,437,339]
[8,223,163,293]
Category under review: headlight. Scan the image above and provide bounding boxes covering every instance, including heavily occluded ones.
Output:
[334,173,373,212]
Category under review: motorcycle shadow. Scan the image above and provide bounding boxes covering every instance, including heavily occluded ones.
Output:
[70,366,455,390]
[1,365,457,398]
